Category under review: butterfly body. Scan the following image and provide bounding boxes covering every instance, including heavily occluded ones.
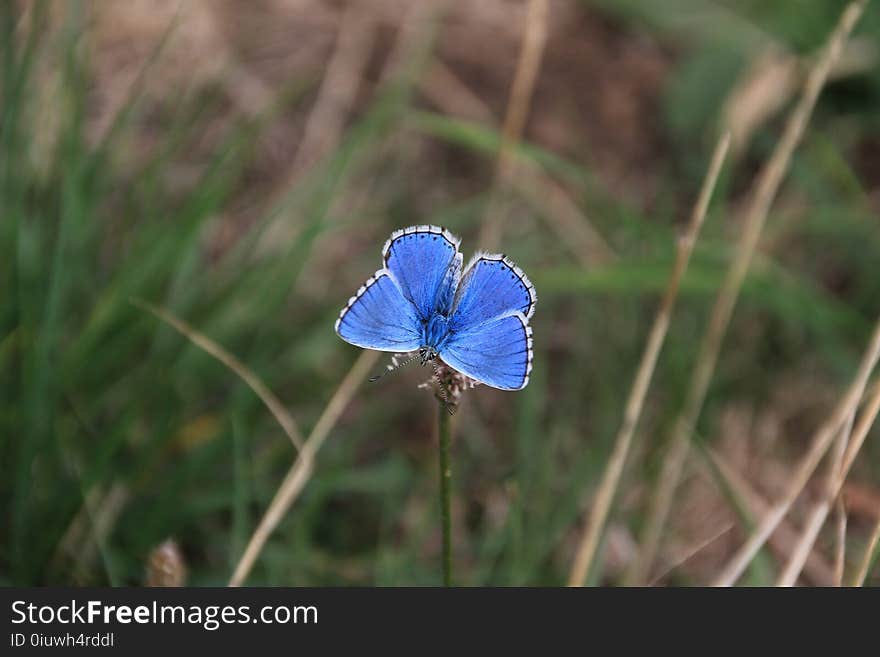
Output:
[422,313,452,352]
[336,225,536,390]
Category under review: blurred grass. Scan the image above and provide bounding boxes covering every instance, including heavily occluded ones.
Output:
[2,0,880,586]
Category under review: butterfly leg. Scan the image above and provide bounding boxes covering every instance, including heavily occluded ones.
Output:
[430,362,458,416]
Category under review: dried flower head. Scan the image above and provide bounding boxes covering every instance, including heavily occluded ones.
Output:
[145,538,187,587]
[419,359,481,414]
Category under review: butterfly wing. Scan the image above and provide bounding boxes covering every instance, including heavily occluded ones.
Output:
[440,312,533,390]
[450,252,536,326]
[440,253,536,390]
[335,269,422,352]
[382,225,462,319]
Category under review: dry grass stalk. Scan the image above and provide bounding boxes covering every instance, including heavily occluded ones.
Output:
[723,37,877,155]
[649,523,735,586]
[852,516,880,586]
[379,0,447,85]
[777,501,835,586]
[256,5,376,255]
[134,299,304,450]
[779,377,880,585]
[567,132,730,586]
[827,381,880,581]
[52,478,129,580]
[513,171,616,266]
[53,482,129,584]
[257,0,440,259]
[834,499,847,586]
[777,412,854,586]
[843,481,880,520]
[479,0,549,251]
[626,0,868,586]
[420,60,614,266]
[134,300,378,585]
[422,60,494,123]
[838,380,880,480]
[229,350,379,586]
[714,328,880,587]
[705,451,835,585]
[289,5,376,179]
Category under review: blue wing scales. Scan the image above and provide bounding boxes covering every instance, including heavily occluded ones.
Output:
[440,251,536,390]
[335,270,422,352]
[383,225,462,318]
[449,252,536,331]
[441,312,533,390]
[337,227,537,392]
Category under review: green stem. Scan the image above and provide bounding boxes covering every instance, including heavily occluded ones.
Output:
[438,401,452,586]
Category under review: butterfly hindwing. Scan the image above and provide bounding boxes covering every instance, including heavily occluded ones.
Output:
[335,269,422,352]
[383,225,462,319]
[441,312,533,390]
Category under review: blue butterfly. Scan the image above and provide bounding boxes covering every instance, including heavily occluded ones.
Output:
[335,225,535,390]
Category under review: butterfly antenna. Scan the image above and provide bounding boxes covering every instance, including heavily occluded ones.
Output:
[431,362,457,416]
[369,353,419,383]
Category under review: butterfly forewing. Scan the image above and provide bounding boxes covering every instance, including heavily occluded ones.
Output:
[335,270,422,352]
[449,253,536,331]
[383,225,462,319]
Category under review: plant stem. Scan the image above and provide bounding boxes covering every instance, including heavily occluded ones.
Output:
[628,0,868,586]
[438,401,453,586]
